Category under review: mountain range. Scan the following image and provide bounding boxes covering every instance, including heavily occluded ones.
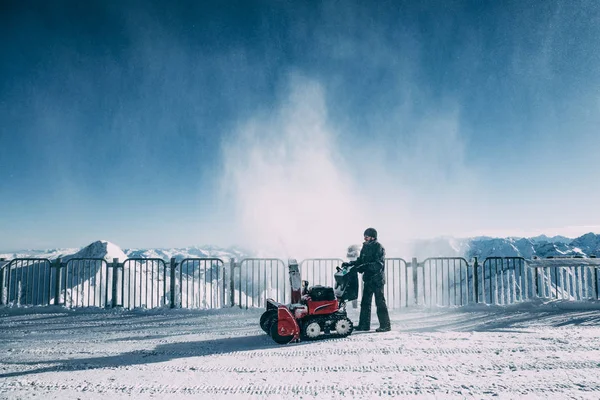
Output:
[409,233,599,260]
[1,233,599,263]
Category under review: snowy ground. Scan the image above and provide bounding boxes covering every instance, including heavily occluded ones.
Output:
[1,302,600,399]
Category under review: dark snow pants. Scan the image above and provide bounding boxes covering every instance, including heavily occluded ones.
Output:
[358,280,391,329]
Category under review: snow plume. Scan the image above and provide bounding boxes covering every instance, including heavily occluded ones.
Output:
[219,74,485,260]
[220,75,368,260]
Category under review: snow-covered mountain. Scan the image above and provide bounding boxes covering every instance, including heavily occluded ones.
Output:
[0,247,80,261]
[464,233,599,259]
[408,236,472,260]
[0,241,251,263]
[2,233,599,263]
[124,245,251,263]
[63,240,128,262]
[408,233,600,260]
[528,234,572,244]
[569,233,600,256]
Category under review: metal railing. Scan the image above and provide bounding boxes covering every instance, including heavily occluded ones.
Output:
[235,258,287,309]
[64,258,110,308]
[384,258,410,308]
[0,258,55,306]
[300,258,343,289]
[179,258,226,309]
[121,258,168,309]
[295,258,412,309]
[479,257,528,305]
[1,256,598,310]
[528,257,600,301]
[422,257,471,307]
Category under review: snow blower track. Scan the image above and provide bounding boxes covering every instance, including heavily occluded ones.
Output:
[1,302,600,399]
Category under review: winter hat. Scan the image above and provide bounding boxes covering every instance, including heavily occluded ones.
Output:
[347,244,361,259]
[364,227,378,239]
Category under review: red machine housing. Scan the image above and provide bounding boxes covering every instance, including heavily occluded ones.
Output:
[261,259,354,344]
[264,296,340,343]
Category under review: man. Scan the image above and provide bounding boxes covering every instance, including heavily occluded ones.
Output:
[342,228,391,332]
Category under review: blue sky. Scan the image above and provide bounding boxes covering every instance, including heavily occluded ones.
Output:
[1,1,599,254]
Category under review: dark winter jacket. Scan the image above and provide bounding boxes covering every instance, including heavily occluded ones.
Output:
[350,240,386,284]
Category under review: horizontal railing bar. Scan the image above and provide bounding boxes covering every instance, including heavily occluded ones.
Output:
[526,259,600,268]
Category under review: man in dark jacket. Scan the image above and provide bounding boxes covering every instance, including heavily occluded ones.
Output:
[342,228,391,332]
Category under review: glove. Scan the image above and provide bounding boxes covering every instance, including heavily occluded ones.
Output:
[341,262,350,268]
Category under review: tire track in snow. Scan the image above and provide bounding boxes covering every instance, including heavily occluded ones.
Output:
[2,380,599,397]
[3,340,596,360]
[184,344,599,358]
[4,359,599,375]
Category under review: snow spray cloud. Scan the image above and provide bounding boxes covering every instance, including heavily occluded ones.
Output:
[219,75,371,259]
[219,73,486,259]
[215,3,497,259]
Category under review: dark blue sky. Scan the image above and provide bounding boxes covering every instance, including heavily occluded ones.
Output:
[1,1,599,252]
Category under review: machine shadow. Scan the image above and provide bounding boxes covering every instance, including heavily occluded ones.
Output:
[0,333,315,379]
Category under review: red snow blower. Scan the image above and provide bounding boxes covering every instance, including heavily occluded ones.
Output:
[260,259,359,344]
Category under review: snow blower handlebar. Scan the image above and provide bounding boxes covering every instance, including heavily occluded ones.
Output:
[333,263,360,303]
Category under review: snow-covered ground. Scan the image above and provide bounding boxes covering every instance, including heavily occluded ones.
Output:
[1,301,600,399]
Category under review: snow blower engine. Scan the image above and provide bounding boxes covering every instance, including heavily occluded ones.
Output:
[260,259,359,344]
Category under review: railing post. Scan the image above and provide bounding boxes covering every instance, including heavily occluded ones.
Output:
[238,261,243,309]
[594,267,599,300]
[170,257,177,308]
[53,258,62,306]
[405,260,409,307]
[0,259,6,306]
[103,260,109,308]
[229,258,235,307]
[473,257,479,304]
[221,260,226,308]
[534,266,540,298]
[412,257,418,306]
[111,258,119,307]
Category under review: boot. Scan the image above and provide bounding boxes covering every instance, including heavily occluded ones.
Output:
[375,326,391,332]
[354,325,370,331]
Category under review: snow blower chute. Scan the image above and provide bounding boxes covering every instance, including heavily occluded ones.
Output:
[260,259,359,344]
